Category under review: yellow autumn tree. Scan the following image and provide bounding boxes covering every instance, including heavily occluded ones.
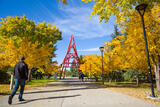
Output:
[38,61,60,79]
[0,37,56,79]
[80,55,99,77]
[80,4,159,87]
[0,16,62,80]
[82,0,159,24]
[102,4,160,91]
[80,53,115,81]
[120,5,160,91]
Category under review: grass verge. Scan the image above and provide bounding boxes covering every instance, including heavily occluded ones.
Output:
[0,79,59,97]
[94,81,160,106]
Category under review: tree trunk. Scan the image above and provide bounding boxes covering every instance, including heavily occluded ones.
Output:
[94,75,98,82]
[135,71,139,86]
[47,75,50,80]
[109,79,112,83]
[152,55,160,93]
[28,69,32,81]
[155,55,160,93]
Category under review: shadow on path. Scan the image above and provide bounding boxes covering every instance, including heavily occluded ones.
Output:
[24,78,103,95]
[46,82,95,87]
[24,86,101,95]
[13,94,81,105]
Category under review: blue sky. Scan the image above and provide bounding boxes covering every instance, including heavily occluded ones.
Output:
[0,0,116,64]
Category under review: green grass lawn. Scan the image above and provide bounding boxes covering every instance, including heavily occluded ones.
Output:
[0,79,59,97]
[105,81,151,88]
[26,79,58,85]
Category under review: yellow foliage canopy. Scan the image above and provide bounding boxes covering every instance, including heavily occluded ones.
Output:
[0,37,58,74]
[80,5,160,75]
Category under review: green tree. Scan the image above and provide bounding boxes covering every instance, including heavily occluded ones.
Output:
[80,55,85,64]
[70,60,78,77]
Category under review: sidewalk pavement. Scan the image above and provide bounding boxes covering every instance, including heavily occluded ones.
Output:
[0,78,159,107]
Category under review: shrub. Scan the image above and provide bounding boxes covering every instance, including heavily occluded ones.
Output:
[0,70,10,84]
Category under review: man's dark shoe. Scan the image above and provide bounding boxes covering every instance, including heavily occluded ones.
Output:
[8,96,12,105]
[19,98,25,101]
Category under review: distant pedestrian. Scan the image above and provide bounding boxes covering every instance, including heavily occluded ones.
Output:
[81,73,84,82]
[79,73,81,80]
[8,56,28,105]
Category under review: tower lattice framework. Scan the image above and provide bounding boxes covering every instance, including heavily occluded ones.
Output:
[60,35,81,79]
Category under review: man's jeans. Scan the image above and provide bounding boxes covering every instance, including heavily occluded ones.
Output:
[10,79,25,100]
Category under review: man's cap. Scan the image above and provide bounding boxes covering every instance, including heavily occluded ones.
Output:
[20,56,25,60]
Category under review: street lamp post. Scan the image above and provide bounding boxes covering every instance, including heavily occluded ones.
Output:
[135,3,155,97]
[99,46,104,85]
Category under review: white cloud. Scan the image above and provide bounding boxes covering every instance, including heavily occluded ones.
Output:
[53,6,115,38]
[78,47,99,52]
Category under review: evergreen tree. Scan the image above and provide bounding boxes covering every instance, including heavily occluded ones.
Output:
[70,60,78,77]
[111,25,120,39]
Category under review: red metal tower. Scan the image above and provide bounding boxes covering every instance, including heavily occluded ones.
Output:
[60,35,81,79]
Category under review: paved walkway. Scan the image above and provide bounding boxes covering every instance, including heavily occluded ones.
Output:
[0,78,159,107]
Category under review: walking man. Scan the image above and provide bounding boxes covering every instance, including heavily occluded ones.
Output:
[8,56,28,104]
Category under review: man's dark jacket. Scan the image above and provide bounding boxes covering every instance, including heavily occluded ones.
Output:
[14,61,28,80]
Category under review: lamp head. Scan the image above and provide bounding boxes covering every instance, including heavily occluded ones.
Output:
[135,3,148,16]
[99,46,104,52]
